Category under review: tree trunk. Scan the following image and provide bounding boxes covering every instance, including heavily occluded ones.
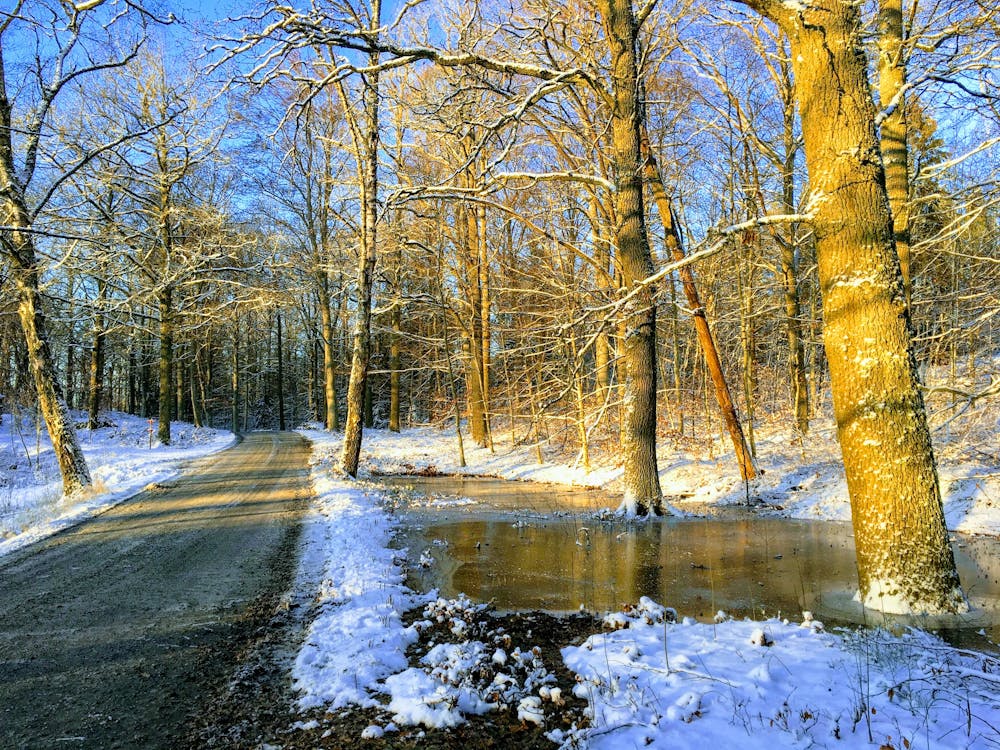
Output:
[276,311,286,430]
[87,276,107,430]
[878,0,912,308]
[460,151,488,447]
[642,130,757,480]
[777,55,810,434]
[341,6,381,476]
[597,0,663,514]
[157,289,173,445]
[317,276,339,431]
[478,200,494,452]
[0,105,91,493]
[8,238,92,493]
[231,325,240,434]
[740,0,964,614]
[389,252,402,432]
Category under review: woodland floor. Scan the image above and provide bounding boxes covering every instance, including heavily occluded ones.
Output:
[191,604,601,749]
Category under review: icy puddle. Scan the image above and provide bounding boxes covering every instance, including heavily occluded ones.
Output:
[388,475,1000,650]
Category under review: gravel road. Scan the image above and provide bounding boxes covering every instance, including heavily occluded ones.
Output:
[0,431,313,749]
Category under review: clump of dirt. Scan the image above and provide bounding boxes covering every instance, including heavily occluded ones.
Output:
[191,601,602,749]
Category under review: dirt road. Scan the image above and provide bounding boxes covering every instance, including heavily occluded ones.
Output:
[0,431,313,749]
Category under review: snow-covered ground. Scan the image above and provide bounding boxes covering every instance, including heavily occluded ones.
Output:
[293,408,1000,749]
[0,411,234,557]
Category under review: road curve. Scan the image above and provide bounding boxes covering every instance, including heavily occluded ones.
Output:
[0,431,313,749]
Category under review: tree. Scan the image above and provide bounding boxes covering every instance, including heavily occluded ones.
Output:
[878,0,912,308]
[733,0,965,614]
[337,0,383,476]
[0,1,150,494]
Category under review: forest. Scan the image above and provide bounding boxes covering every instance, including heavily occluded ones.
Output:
[2,0,998,618]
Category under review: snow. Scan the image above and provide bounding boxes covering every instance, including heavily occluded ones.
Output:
[0,411,234,557]
[560,611,1000,750]
[289,394,1000,747]
[290,430,426,711]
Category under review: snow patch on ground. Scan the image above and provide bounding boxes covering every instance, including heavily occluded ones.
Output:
[292,429,427,711]
[560,607,1000,750]
[0,411,234,557]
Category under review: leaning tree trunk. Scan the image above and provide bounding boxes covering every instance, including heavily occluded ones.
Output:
[0,120,91,494]
[597,0,663,514]
[6,228,92,494]
[642,129,757,480]
[341,10,381,477]
[739,0,964,614]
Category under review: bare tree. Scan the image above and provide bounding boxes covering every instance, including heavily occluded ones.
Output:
[0,1,153,493]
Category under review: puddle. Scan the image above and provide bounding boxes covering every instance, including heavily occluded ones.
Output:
[387,475,1000,650]
[378,474,617,513]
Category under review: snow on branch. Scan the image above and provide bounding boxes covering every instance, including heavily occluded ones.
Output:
[489,171,614,192]
[595,212,814,314]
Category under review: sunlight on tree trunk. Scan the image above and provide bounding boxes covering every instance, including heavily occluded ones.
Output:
[737,0,965,614]
[597,0,663,515]
[341,1,382,477]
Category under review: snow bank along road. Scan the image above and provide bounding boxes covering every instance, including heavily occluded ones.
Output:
[0,432,312,749]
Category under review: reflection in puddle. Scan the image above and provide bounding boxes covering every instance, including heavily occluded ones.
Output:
[387,475,1000,650]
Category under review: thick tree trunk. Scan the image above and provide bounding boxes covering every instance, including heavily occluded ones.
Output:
[597,0,663,514]
[642,132,757,480]
[157,289,173,445]
[460,150,488,447]
[8,238,92,494]
[741,0,964,613]
[878,0,912,308]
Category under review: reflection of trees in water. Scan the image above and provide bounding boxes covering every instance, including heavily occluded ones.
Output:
[435,519,874,618]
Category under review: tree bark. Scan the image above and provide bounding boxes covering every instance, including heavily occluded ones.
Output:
[389,252,402,433]
[157,289,173,445]
[596,0,663,514]
[737,0,964,614]
[0,66,91,493]
[878,0,912,308]
[341,2,382,476]
[778,54,810,434]
[459,142,488,447]
[86,276,107,431]
[317,276,339,431]
[6,232,92,494]
[276,311,286,430]
[231,324,240,434]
